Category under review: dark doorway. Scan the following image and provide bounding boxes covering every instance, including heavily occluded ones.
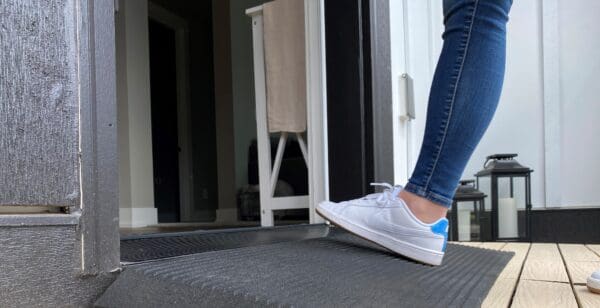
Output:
[149,19,181,223]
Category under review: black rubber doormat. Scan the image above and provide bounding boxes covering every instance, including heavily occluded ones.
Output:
[100,230,513,307]
[120,224,330,262]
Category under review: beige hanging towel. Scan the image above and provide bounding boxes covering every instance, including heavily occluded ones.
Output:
[263,0,307,133]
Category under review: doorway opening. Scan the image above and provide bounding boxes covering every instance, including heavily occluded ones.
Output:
[149,19,181,223]
[116,0,311,236]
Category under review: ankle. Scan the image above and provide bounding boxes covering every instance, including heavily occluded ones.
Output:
[398,190,448,224]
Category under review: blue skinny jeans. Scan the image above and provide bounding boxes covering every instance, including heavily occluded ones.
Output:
[404,0,513,208]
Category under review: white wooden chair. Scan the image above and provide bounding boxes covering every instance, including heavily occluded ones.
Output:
[246,5,309,227]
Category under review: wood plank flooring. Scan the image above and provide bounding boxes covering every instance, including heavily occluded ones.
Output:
[454,242,600,307]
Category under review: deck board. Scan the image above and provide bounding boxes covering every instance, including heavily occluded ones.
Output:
[480,242,508,250]
[511,280,578,308]
[482,242,600,307]
[520,244,569,283]
[497,243,531,280]
[564,261,600,285]
[574,285,600,308]
[560,244,600,262]
[559,244,600,285]
[482,243,530,307]
[482,278,518,308]
[586,244,600,257]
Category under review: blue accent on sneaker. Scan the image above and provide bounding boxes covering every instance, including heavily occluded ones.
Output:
[431,219,449,252]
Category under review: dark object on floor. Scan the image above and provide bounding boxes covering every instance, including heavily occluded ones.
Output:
[120,224,329,263]
[237,186,261,221]
[236,181,304,221]
[102,228,512,307]
[247,138,308,195]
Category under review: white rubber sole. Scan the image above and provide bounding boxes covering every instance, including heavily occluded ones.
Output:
[316,203,444,266]
[588,276,600,294]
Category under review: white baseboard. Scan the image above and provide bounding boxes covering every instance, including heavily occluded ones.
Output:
[119,207,158,228]
[215,208,238,223]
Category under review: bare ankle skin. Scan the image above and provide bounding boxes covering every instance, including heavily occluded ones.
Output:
[398,190,448,224]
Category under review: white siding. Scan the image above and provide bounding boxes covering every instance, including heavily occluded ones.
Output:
[393,0,600,208]
[558,0,600,207]
[463,0,546,207]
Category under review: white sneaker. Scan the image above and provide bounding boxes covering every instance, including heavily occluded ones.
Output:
[588,270,600,294]
[316,183,448,266]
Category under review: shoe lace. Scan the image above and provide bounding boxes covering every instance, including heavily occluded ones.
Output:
[369,182,403,205]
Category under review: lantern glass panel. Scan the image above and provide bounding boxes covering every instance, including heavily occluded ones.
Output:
[455,201,481,241]
[513,176,528,239]
[477,176,491,211]
[496,176,527,239]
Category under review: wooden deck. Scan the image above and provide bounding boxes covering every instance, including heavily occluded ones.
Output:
[453,242,600,307]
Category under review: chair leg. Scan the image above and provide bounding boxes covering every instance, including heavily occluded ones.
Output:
[261,209,274,227]
[270,132,288,194]
[296,132,308,166]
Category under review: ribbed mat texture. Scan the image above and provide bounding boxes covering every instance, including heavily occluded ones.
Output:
[121,225,330,262]
[99,229,512,307]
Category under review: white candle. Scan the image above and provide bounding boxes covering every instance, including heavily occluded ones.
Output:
[498,197,518,238]
[458,209,471,241]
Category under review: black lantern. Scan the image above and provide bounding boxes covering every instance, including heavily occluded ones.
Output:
[450,180,486,242]
[475,154,533,241]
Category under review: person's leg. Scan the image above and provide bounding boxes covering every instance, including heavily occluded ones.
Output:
[402,0,513,223]
[317,0,512,265]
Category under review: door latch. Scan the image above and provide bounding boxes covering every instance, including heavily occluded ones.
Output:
[399,73,415,121]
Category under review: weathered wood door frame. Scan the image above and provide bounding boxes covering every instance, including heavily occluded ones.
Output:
[79,0,120,273]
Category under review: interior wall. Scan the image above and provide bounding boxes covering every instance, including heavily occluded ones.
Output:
[396,0,600,208]
[115,0,131,213]
[116,0,158,227]
[212,0,238,220]
[229,0,271,192]
[149,0,271,222]
[149,0,219,221]
[117,0,218,224]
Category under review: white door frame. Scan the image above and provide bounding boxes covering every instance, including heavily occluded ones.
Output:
[148,3,195,222]
[305,0,328,224]
[391,0,445,184]
[390,0,412,185]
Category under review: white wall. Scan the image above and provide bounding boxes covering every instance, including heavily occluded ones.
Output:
[116,0,158,227]
[393,0,600,208]
[212,0,238,220]
[463,0,546,208]
[229,0,268,191]
[558,0,600,207]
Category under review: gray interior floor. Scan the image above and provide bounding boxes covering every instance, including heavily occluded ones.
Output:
[99,227,512,307]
